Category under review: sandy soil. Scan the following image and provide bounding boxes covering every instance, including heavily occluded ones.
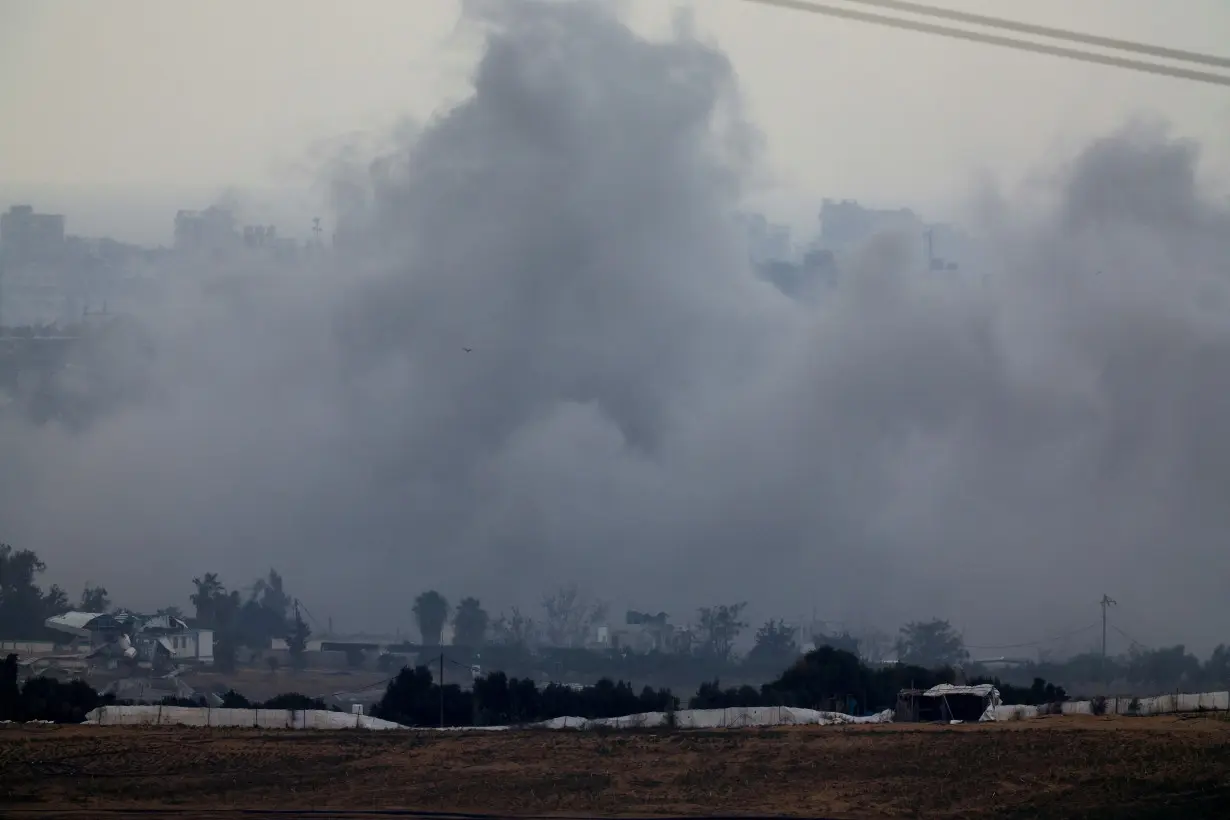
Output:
[3,715,1229,818]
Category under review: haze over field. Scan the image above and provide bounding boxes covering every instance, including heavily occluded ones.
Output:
[2,1,1229,650]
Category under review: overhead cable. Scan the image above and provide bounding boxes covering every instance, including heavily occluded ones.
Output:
[738,0,1230,87]
[838,0,1230,69]
[965,622,1098,651]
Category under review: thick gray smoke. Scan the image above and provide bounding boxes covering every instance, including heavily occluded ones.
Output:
[3,2,1229,649]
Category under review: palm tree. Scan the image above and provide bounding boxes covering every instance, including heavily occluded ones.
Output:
[413,590,450,647]
[452,597,490,648]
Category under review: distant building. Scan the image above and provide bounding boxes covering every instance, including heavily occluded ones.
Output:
[818,198,923,252]
[165,630,214,663]
[174,206,236,253]
[242,224,276,248]
[243,224,299,262]
[0,639,56,655]
[0,205,66,267]
[923,222,967,271]
[43,610,213,668]
[736,211,792,263]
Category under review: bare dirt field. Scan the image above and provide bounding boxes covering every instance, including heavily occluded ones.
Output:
[2,715,1229,819]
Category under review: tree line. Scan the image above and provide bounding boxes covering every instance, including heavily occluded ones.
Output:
[3,644,1065,727]
[373,645,1073,726]
[5,543,1230,693]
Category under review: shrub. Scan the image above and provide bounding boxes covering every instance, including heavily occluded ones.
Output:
[261,692,329,711]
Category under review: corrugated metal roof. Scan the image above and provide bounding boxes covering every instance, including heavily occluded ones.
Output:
[44,612,106,636]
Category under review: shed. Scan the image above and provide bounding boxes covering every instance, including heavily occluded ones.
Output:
[897,683,1001,723]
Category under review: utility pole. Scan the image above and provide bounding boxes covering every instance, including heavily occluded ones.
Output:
[1100,594,1117,687]
[438,652,445,729]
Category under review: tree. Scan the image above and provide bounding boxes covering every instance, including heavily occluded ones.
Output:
[79,584,110,613]
[287,602,311,670]
[452,597,490,648]
[236,569,294,648]
[189,575,240,671]
[541,584,608,648]
[413,590,450,646]
[1,654,19,721]
[0,544,71,638]
[812,631,861,657]
[252,569,290,620]
[156,606,185,621]
[767,646,873,710]
[746,619,800,668]
[211,589,242,673]
[490,607,539,648]
[1205,644,1230,687]
[895,619,968,667]
[190,573,225,625]
[696,603,748,662]
[1126,645,1201,689]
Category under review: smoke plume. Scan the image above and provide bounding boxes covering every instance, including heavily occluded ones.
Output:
[3,2,1229,650]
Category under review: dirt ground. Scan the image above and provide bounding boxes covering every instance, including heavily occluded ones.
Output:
[3,715,1229,819]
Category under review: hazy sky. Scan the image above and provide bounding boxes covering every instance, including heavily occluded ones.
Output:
[2,0,1228,227]
[3,1,1230,656]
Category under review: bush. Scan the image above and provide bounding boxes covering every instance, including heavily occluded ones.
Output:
[221,689,251,708]
[372,666,678,728]
[980,676,1068,707]
[17,677,112,723]
[260,692,330,711]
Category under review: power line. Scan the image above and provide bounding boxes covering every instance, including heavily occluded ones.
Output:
[737,0,1230,87]
[965,622,1098,650]
[836,0,1230,70]
[1111,624,1150,651]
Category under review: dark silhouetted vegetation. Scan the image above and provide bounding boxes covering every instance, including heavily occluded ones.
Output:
[1,655,113,723]
[452,597,490,647]
[895,619,969,667]
[0,544,71,640]
[373,665,678,727]
[413,590,450,647]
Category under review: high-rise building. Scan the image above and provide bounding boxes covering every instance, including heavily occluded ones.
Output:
[174,206,237,253]
[0,205,66,266]
[818,198,922,252]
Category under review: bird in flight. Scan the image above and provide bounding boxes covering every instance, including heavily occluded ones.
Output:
[463,347,473,353]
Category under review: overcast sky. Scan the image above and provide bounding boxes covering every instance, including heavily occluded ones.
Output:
[2,0,1228,230]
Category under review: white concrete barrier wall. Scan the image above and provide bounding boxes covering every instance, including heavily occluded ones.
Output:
[84,704,892,731]
[536,706,894,730]
[997,691,1230,720]
[82,691,1230,731]
[84,706,404,730]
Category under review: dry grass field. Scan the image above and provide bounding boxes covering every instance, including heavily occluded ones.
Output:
[3,715,1229,819]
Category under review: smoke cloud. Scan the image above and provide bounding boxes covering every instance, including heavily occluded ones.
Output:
[3,2,1229,650]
